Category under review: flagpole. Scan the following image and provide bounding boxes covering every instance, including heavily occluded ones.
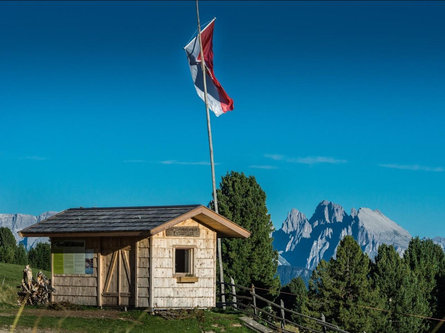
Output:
[195,0,226,309]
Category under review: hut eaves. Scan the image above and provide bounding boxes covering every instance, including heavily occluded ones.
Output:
[19,205,250,239]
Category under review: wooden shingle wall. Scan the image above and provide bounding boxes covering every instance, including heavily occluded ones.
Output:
[52,238,100,306]
[151,218,216,309]
[137,238,150,307]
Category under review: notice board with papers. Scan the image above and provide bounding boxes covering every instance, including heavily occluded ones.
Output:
[53,240,93,275]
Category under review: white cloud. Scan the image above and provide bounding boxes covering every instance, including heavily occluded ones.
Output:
[160,160,217,166]
[21,156,47,161]
[249,165,278,170]
[379,163,444,172]
[288,156,347,165]
[264,154,284,161]
[265,154,347,165]
[123,159,147,164]
[123,159,219,166]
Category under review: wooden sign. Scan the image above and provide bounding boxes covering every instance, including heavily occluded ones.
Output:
[166,227,200,237]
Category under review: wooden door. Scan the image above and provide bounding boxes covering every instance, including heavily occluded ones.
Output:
[101,238,135,307]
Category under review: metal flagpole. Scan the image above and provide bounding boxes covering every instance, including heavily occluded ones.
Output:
[195,0,226,309]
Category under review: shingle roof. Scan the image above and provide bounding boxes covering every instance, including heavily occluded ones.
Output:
[20,205,201,235]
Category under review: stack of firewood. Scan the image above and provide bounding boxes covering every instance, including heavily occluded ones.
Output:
[17,265,55,305]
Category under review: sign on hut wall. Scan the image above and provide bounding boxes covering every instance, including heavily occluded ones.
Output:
[53,240,93,275]
[166,227,200,237]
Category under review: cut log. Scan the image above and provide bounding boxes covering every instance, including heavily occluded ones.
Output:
[17,266,55,305]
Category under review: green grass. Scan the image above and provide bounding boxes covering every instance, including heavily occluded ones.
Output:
[0,262,50,306]
[0,309,250,332]
[0,262,51,287]
[0,263,249,332]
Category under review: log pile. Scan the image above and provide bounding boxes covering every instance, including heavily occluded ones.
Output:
[17,265,55,305]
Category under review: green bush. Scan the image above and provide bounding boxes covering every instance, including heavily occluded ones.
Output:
[28,243,50,271]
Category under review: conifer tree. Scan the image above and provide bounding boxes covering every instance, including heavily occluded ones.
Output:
[281,276,308,323]
[403,237,445,328]
[372,244,429,333]
[0,227,16,248]
[436,258,445,327]
[28,243,50,271]
[213,171,280,296]
[308,236,380,332]
[14,244,28,266]
[0,227,17,264]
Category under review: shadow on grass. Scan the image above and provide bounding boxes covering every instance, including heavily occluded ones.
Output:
[1,305,250,333]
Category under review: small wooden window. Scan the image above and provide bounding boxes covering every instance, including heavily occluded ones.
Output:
[175,248,192,274]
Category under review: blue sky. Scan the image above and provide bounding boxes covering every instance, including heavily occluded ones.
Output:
[0,1,444,238]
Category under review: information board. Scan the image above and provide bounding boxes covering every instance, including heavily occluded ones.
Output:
[52,240,92,275]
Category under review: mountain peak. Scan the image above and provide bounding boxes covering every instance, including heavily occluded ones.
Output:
[282,208,308,234]
[273,200,413,281]
[356,207,410,238]
[351,208,358,217]
[310,200,346,226]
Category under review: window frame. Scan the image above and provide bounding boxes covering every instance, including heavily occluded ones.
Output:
[173,245,196,277]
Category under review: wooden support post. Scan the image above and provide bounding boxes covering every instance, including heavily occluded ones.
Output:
[118,249,121,306]
[148,236,154,311]
[97,239,102,307]
[213,232,217,307]
[217,238,226,309]
[230,276,237,309]
[321,313,327,333]
[221,271,226,310]
[280,299,286,329]
[134,240,139,308]
[251,284,257,317]
[50,238,54,303]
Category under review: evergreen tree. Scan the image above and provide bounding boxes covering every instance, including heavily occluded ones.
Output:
[14,244,28,266]
[28,242,50,271]
[281,277,308,323]
[308,236,381,332]
[0,246,15,264]
[372,244,429,333]
[403,237,445,328]
[213,171,280,296]
[0,227,16,248]
[0,227,17,263]
[436,258,445,327]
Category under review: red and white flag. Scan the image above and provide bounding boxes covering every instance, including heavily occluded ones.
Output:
[184,18,234,117]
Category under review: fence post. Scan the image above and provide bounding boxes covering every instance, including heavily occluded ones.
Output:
[280,299,286,329]
[221,275,226,310]
[321,313,327,333]
[230,276,237,309]
[251,284,257,317]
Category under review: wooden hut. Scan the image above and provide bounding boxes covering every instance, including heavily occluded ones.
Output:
[19,205,250,309]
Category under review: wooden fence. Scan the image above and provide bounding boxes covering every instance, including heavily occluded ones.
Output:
[217,279,349,333]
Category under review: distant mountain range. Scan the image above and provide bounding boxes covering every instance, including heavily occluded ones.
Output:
[0,212,57,250]
[273,200,443,285]
[1,203,443,284]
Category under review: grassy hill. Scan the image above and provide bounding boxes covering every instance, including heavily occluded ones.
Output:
[0,262,50,287]
[0,263,249,332]
[0,262,51,306]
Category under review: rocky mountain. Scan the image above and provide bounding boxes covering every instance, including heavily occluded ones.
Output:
[433,236,445,250]
[273,200,412,285]
[0,211,58,250]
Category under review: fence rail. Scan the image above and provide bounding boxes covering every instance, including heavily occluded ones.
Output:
[217,280,349,333]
